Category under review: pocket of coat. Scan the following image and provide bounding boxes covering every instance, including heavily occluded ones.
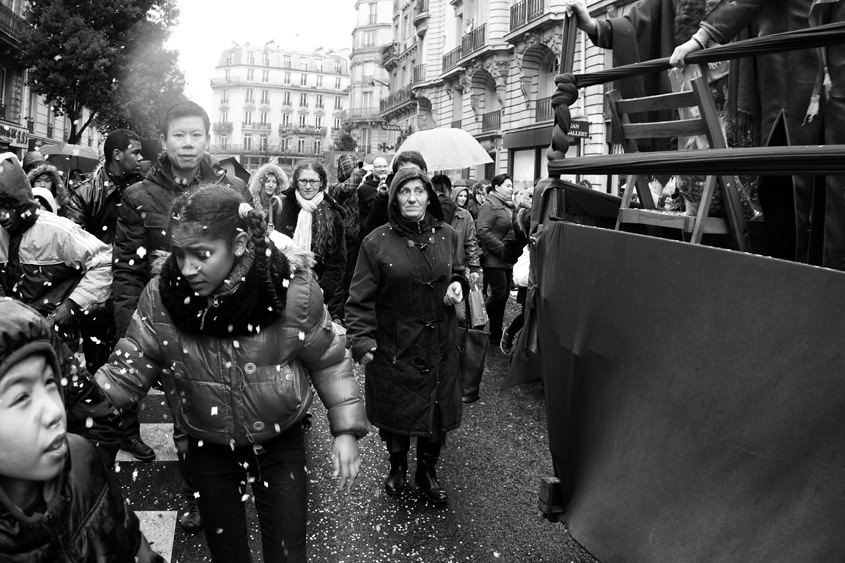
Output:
[169,360,230,435]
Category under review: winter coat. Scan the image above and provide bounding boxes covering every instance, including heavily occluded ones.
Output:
[111,152,248,337]
[450,206,482,275]
[61,166,142,244]
[0,210,112,316]
[0,434,143,562]
[247,162,289,223]
[26,162,69,210]
[357,174,380,223]
[346,168,468,437]
[96,244,368,447]
[476,191,516,270]
[271,187,346,304]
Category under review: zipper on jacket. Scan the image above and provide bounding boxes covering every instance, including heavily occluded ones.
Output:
[199,296,220,331]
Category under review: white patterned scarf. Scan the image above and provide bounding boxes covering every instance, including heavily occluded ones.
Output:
[293,189,324,251]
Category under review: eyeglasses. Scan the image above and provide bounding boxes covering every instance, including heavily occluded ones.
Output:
[297,179,320,186]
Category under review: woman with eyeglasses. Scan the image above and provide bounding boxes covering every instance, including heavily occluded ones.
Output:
[269,160,346,321]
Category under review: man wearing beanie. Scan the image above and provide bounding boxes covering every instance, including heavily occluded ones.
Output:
[0,153,112,349]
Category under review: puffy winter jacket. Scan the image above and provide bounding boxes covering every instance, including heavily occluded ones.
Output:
[111,153,248,336]
[0,210,112,315]
[0,435,143,562]
[96,245,368,447]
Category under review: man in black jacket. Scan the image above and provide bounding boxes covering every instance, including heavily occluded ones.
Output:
[61,129,154,465]
[109,100,247,533]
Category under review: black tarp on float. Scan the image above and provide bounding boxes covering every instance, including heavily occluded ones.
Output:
[536,221,845,562]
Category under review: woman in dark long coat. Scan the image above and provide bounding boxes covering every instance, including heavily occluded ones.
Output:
[346,168,468,506]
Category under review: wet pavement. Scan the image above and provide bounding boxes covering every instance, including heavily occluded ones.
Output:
[115,322,598,562]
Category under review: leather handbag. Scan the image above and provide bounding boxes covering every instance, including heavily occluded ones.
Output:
[459,298,489,403]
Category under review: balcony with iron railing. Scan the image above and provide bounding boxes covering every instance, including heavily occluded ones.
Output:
[510,0,546,31]
[213,122,234,133]
[414,0,430,33]
[242,122,271,132]
[535,96,553,122]
[461,23,486,60]
[382,42,400,70]
[0,3,25,45]
[481,109,501,133]
[442,45,463,73]
[379,85,414,115]
[346,107,382,121]
[413,64,427,84]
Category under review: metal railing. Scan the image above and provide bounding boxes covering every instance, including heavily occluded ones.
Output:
[346,107,382,120]
[510,0,546,31]
[442,45,463,73]
[535,96,553,122]
[0,3,25,42]
[380,85,414,114]
[462,23,486,58]
[213,122,233,132]
[481,109,501,133]
[413,64,427,84]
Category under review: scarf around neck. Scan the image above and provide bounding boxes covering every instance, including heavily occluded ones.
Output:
[293,190,324,251]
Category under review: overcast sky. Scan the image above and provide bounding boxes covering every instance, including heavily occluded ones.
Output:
[167,0,357,111]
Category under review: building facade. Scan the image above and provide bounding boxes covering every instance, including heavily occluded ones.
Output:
[209,44,351,172]
[348,0,394,154]
[1,0,102,158]
[378,0,637,192]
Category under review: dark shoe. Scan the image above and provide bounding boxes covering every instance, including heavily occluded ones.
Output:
[121,435,156,461]
[384,452,408,495]
[301,411,313,429]
[462,393,479,404]
[415,464,448,506]
[179,497,202,533]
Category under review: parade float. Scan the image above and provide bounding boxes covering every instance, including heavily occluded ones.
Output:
[528,19,845,562]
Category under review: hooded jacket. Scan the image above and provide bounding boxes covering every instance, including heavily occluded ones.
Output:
[247,162,289,221]
[0,154,112,316]
[26,162,69,211]
[345,168,468,437]
[96,241,368,447]
[111,152,249,337]
[0,299,142,562]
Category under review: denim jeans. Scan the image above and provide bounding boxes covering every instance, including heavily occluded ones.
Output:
[188,424,307,563]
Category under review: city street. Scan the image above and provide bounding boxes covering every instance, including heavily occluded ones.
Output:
[114,309,597,563]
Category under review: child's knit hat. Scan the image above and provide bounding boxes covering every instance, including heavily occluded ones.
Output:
[0,297,62,385]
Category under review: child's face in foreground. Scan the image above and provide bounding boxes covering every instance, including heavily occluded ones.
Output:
[172,228,248,297]
[0,354,67,487]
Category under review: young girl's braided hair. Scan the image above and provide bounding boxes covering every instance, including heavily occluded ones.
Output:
[168,183,287,315]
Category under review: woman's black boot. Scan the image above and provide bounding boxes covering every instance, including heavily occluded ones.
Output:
[385,451,408,495]
[415,440,448,506]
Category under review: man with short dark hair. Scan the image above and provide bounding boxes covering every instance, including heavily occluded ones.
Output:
[109,100,247,533]
[430,174,456,224]
[62,128,150,465]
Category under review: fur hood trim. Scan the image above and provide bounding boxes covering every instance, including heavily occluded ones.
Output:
[248,163,289,216]
[26,162,69,207]
[150,235,315,276]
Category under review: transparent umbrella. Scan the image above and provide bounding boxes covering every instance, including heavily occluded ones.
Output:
[391,128,493,171]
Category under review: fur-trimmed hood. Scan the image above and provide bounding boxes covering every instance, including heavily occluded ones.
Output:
[27,161,69,208]
[248,162,289,217]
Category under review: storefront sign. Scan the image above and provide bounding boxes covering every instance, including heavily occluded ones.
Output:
[569,120,591,139]
[381,123,403,131]
[0,123,29,147]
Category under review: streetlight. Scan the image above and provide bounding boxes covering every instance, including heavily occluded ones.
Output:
[370,78,389,87]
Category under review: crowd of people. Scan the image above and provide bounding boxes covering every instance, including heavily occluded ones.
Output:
[0,99,535,562]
